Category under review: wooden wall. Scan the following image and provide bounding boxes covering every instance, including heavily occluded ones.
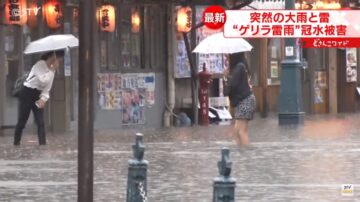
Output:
[253,85,280,113]
[266,86,280,112]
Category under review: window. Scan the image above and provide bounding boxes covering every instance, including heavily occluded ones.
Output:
[143,5,165,70]
[100,4,166,72]
[120,5,141,69]
[119,5,166,71]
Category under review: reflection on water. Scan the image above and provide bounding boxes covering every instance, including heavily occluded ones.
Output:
[300,119,350,139]
[0,114,360,201]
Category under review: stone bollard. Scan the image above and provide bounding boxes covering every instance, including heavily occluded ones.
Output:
[213,148,236,202]
[127,133,149,202]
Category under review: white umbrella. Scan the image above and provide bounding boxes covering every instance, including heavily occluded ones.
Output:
[193,32,253,54]
[24,34,79,54]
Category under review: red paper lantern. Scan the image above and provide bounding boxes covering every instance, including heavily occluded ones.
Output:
[43,0,63,29]
[97,5,116,32]
[177,6,192,32]
[131,8,140,33]
[4,0,28,25]
[27,0,38,28]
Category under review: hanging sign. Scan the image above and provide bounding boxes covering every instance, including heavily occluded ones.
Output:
[43,0,63,29]
[98,5,116,32]
[4,0,28,25]
[176,6,192,32]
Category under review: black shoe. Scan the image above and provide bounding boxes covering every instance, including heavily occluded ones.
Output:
[14,142,20,146]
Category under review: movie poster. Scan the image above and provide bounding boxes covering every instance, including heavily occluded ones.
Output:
[97,73,155,124]
[101,40,107,68]
[346,48,357,83]
[121,88,145,124]
[96,73,122,110]
[314,71,327,104]
[175,33,191,78]
[270,61,279,78]
[145,89,155,105]
[314,71,327,88]
[98,91,122,110]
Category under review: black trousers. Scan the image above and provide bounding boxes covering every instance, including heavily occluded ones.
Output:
[14,86,46,145]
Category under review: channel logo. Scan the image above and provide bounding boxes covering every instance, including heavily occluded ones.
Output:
[341,184,354,196]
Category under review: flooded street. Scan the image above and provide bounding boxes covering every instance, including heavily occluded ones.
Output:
[0,114,359,201]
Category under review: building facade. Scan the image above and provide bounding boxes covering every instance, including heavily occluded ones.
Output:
[0,0,178,133]
[0,0,359,135]
[248,0,360,115]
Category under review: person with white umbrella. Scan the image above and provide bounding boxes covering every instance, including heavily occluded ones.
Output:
[14,50,65,146]
[13,34,78,146]
[193,32,255,147]
[224,53,256,148]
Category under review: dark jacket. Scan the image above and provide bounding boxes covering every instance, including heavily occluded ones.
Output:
[226,62,252,107]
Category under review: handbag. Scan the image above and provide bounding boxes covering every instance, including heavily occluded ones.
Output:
[12,74,35,97]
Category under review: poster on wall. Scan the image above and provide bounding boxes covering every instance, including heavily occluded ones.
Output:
[72,8,79,36]
[314,85,323,104]
[121,73,155,124]
[314,71,327,88]
[121,73,155,89]
[97,72,155,123]
[175,33,191,78]
[64,49,71,77]
[196,6,228,74]
[101,40,107,68]
[98,91,122,109]
[97,73,122,92]
[97,73,122,110]
[145,89,155,105]
[346,48,357,83]
[4,36,14,52]
[121,88,146,124]
[314,71,326,104]
[270,61,279,78]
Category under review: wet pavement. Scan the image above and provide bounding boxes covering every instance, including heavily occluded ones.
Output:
[0,113,360,201]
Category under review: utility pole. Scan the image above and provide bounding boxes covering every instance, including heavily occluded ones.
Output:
[78,0,95,201]
[278,0,305,125]
[0,25,5,135]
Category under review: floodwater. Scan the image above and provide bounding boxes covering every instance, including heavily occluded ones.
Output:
[0,114,359,201]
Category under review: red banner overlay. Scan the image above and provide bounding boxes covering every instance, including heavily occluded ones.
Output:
[224,10,360,38]
[301,38,360,48]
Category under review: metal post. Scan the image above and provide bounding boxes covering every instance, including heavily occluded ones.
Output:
[127,133,149,202]
[213,148,236,202]
[278,0,305,125]
[78,0,95,201]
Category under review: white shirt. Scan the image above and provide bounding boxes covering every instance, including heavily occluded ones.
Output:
[24,60,55,102]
